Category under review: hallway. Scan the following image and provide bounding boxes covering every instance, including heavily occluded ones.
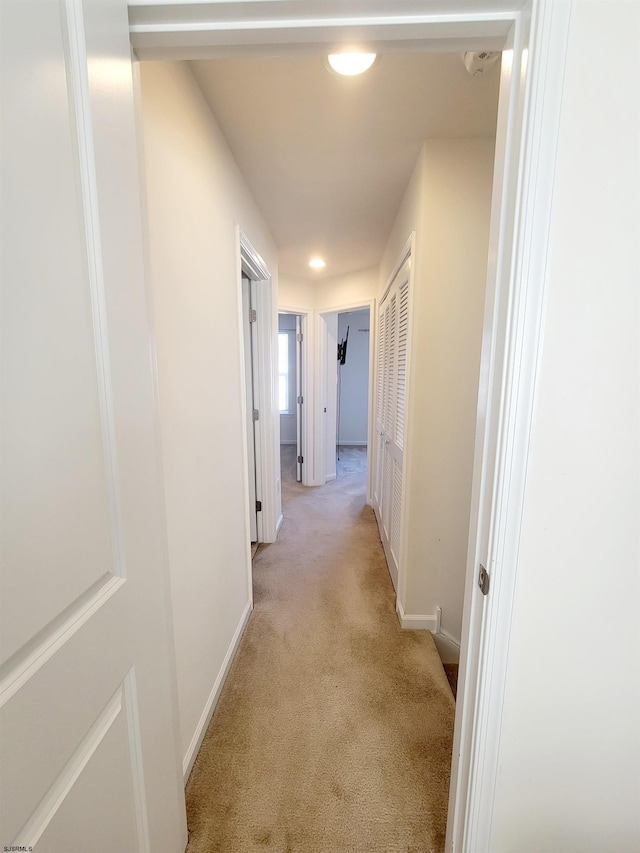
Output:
[185,458,455,852]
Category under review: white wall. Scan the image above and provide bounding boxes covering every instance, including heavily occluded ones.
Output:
[381,139,495,647]
[315,267,378,311]
[278,313,297,443]
[337,310,370,445]
[140,61,278,770]
[280,266,378,313]
[489,2,640,847]
[279,275,314,311]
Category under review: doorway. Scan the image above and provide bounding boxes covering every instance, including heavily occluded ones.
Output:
[242,275,260,552]
[335,309,370,478]
[131,4,572,850]
[278,312,304,486]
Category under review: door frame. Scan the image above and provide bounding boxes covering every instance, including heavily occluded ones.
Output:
[317,299,376,497]
[237,229,278,563]
[131,2,573,849]
[277,305,316,486]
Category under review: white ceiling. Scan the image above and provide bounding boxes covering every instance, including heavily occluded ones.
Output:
[190,51,500,281]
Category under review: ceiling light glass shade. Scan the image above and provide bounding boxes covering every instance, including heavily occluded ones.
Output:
[327,52,376,76]
[309,258,326,269]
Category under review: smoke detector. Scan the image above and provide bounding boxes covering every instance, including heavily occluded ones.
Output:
[463,51,500,76]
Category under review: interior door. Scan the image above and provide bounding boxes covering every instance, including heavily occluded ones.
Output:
[242,276,259,542]
[295,315,303,483]
[0,2,186,850]
[373,256,411,590]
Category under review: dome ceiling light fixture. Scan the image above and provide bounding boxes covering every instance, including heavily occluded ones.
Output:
[309,257,326,270]
[326,51,377,77]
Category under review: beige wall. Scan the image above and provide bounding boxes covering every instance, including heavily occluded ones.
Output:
[140,61,278,767]
[381,138,495,645]
[490,1,640,846]
[280,266,378,313]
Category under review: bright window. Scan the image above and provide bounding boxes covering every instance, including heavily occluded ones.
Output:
[278,332,290,413]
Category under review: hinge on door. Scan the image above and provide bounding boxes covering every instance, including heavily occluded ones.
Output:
[296,332,303,342]
[297,455,303,464]
[297,395,303,404]
[478,564,490,596]
[256,500,262,512]
[249,308,257,323]
[252,408,259,422]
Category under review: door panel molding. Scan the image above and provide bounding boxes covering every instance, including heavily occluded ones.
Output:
[63,0,127,579]
[11,669,150,852]
[0,574,124,709]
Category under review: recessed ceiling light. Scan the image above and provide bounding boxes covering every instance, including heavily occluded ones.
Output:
[309,258,326,269]
[326,52,377,77]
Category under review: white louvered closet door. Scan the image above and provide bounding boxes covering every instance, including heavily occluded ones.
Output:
[373,256,411,590]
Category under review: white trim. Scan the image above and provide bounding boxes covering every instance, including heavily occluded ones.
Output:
[275,512,284,534]
[128,2,513,60]
[318,299,375,496]
[433,627,462,665]
[182,601,252,782]
[457,5,573,851]
[395,600,437,632]
[13,684,125,848]
[236,234,256,603]
[125,2,573,848]
[0,575,125,709]
[278,307,311,486]
[238,229,279,557]
[62,0,126,579]
[123,668,152,853]
[239,230,270,281]
[336,440,368,447]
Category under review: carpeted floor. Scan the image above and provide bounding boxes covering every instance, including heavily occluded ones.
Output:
[185,451,455,852]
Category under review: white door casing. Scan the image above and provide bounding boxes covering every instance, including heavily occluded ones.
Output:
[373,249,412,591]
[126,4,573,851]
[0,1,186,850]
[239,230,277,546]
[241,276,259,543]
[295,315,303,483]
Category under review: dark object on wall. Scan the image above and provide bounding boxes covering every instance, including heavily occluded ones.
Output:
[337,325,349,365]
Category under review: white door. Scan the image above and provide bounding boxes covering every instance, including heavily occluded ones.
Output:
[0,2,186,851]
[242,276,259,542]
[295,315,304,483]
[373,256,411,590]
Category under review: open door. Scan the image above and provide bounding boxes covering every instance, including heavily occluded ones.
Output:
[1,2,186,850]
[242,275,260,543]
[295,315,303,483]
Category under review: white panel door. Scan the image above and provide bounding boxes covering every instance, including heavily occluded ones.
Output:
[373,257,411,590]
[0,2,186,851]
[242,277,259,542]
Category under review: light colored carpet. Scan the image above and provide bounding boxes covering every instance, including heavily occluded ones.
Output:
[185,460,455,852]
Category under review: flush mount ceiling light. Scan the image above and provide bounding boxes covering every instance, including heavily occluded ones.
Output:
[309,257,326,269]
[326,52,376,77]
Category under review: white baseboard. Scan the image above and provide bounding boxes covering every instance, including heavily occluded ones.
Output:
[279,440,297,445]
[337,440,368,447]
[326,472,336,481]
[396,601,461,663]
[182,600,252,782]
[432,627,461,664]
[396,599,437,631]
